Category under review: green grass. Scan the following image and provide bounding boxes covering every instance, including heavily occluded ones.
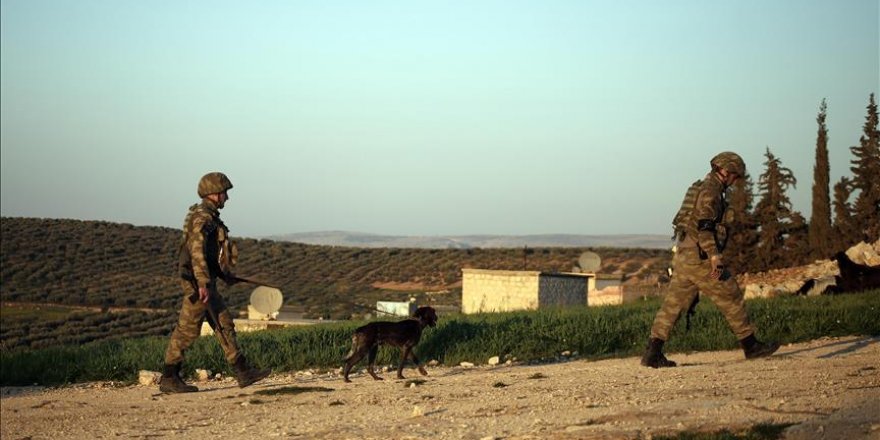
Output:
[1,290,878,386]
[1,304,80,321]
[656,423,794,440]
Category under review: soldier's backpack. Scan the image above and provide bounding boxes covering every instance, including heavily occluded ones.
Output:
[671,179,703,241]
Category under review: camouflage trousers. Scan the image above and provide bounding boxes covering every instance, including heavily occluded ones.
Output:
[164,279,241,365]
[650,247,755,341]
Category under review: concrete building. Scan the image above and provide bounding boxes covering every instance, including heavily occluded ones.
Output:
[376,300,417,317]
[461,269,596,314]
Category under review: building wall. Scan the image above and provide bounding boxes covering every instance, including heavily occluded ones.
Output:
[376,301,417,317]
[461,269,541,314]
[588,286,624,306]
[538,275,587,307]
[462,269,593,314]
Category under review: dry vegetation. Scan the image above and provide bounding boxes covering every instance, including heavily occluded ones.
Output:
[1,217,670,350]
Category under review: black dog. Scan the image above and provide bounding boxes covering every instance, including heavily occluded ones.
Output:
[342,306,438,383]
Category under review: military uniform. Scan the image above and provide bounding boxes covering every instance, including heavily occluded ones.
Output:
[650,173,754,341]
[642,152,778,368]
[165,198,241,366]
[160,172,270,392]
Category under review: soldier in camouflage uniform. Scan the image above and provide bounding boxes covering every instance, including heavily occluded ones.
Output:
[159,172,271,393]
[641,152,779,368]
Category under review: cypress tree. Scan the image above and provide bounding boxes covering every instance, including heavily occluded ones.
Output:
[724,174,760,273]
[753,148,806,270]
[849,93,880,242]
[832,176,856,251]
[809,98,833,259]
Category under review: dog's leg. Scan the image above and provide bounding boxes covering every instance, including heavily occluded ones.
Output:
[409,350,428,376]
[397,346,414,379]
[366,345,383,380]
[343,350,367,383]
[343,336,368,383]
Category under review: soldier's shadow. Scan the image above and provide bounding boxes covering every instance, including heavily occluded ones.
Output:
[674,336,879,368]
[777,336,878,359]
[254,385,335,396]
[187,384,334,396]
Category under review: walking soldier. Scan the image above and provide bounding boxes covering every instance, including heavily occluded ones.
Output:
[159,172,271,393]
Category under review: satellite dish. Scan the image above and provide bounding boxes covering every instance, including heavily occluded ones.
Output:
[250,286,283,315]
[578,252,601,273]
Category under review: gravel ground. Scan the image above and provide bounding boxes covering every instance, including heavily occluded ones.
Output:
[2,336,879,440]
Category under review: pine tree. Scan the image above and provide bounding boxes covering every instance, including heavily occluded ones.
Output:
[832,176,856,251]
[809,98,833,259]
[753,148,807,270]
[849,93,880,242]
[723,174,760,273]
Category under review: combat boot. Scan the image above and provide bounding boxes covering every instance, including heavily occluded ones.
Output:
[740,334,779,359]
[234,355,271,388]
[158,363,198,393]
[640,337,677,368]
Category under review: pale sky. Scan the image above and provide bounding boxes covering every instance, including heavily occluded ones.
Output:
[1,1,878,238]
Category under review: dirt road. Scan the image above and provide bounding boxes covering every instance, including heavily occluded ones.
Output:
[2,336,878,440]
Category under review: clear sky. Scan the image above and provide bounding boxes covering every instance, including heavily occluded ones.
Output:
[1,1,878,238]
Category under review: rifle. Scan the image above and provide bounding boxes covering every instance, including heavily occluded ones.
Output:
[224,274,281,289]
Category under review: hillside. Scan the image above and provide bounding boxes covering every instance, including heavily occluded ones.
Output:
[0,217,671,320]
[267,231,672,249]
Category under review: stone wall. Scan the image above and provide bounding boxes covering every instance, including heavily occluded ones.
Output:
[462,269,593,314]
[589,286,624,306]
[461,269,541,314]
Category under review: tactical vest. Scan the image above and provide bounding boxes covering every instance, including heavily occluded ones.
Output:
[178,203,238,281]
[671,180,702,241]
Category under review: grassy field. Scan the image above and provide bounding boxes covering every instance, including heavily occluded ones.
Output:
[2,290,877,386]
[0,303,176,351]
[655,423,793,440]
[1,303,81,321]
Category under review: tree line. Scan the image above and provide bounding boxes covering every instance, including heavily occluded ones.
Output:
[724,94,879,273]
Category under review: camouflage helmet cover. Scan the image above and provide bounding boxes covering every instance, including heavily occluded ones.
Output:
[710,152,746,176]
[197,172,233,198]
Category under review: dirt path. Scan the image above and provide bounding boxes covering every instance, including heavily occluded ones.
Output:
[2,336,879,440]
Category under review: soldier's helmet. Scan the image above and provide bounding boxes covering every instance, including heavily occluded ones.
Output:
[710,152,746,176]
[197,172,234,198]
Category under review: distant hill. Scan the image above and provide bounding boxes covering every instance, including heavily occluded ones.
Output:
[1,217,671,321]
[267,231,672,250]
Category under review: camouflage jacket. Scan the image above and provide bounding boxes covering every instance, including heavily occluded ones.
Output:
[178,199,237,289]
[680,172,729,260]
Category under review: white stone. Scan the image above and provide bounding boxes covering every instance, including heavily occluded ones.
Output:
[487,356,500,366]
[138,370,161,386]
[195,369,212,382]
[460,362,475,368]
